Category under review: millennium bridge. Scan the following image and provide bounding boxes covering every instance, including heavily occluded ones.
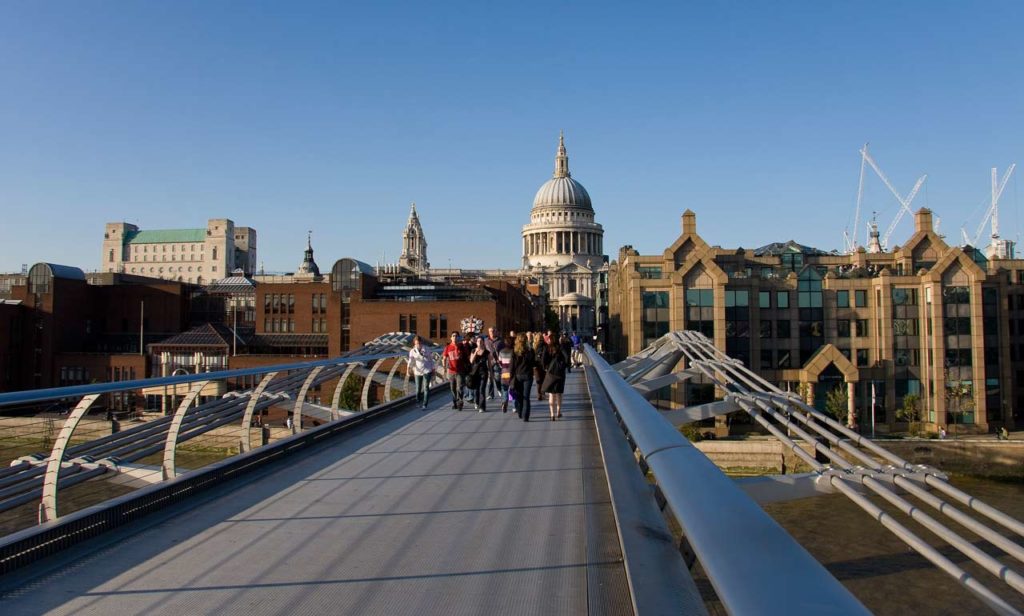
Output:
[0,332,1021,615]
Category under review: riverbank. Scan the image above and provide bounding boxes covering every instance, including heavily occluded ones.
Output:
[696,435,1024,479]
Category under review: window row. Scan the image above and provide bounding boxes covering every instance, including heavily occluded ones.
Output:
[265,318,296,333]
[265,294,296,314]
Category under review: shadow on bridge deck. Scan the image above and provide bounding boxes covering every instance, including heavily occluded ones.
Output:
[0,373,630,616]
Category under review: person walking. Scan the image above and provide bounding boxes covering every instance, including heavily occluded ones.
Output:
[442,332,469,410]
[570,331,582,367]
[510,332,536,421]
[560,333,574,374]
[533,332,547,402]
[497,334,514,412]
[482,327,505,400]
[540,337,569,420]
[467,337,490,412]
[407,335,435,409]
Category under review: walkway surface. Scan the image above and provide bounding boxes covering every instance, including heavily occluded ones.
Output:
[0,372,630,616]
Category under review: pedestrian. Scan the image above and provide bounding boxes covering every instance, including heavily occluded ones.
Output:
[482,327,505,400]
[510,332,536,421]
[540,336,569,420]
[570,331,582,367]
[559,333,574,373]
[497,334,514,412]
[468,337,490,412]
[939,426,947,439]
[442,332,469,410]
[407,335,435,410]
[533,332,547,401]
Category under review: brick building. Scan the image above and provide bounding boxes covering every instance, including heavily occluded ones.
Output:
[610,209,1024,435]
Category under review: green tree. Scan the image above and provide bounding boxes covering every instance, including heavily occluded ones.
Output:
[945,379,974,439]
[338,375,365,411]
[824,383,851,426]
[897,393,922,435]
[544,306,560,333]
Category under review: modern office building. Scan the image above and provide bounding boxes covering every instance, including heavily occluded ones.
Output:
[102,218,257,283]
[609,208,1024,434]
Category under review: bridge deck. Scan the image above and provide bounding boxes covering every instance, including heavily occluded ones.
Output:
[0,373,630,615]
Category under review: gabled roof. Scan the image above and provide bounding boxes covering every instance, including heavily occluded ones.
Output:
[753,240,828,257]
[149,323,238,349]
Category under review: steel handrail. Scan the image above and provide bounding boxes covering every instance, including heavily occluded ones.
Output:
[0,351,406,408]
[583,344,870,616]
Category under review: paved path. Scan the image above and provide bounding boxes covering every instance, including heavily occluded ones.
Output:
[0,372,628,615]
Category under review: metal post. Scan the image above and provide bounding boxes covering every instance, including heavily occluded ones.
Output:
[40,393,102,523]
[162,380,210,480]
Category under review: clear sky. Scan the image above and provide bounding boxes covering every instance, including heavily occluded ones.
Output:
[2,2,1024,273]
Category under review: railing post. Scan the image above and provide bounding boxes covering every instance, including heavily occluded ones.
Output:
[162,380,210,480]
[361,359,387,411]
[384,358,409,403]
[240,372,277,453]
[292,366,324,434]
[331,364,359,419]
[39,393,101,523]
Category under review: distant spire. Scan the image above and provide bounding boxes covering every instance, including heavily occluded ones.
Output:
[554,131,570,178]
[409,202,418,221]
[297,231,320,277]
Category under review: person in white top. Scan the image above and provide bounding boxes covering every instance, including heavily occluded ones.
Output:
[407,336,435,409]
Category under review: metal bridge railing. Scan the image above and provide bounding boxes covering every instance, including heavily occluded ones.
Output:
[585,343,871,616]
[595,331,1024,616]
[0,333,443,538]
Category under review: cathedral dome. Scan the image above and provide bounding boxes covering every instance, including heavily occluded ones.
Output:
[533,176,592,210]
[531,132,592,211]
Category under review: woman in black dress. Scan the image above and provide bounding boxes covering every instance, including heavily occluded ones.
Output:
[539,337,568,420]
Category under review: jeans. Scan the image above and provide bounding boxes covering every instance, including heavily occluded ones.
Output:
[414,374,431,406]
[448,374,465,408]
[487,364,508,399]
[513,377,533,420]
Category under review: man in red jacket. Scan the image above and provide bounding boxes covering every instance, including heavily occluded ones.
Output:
[442,331,470,410]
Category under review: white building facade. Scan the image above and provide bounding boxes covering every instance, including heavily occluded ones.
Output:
[521,134,608,335]
[102,218,257,284]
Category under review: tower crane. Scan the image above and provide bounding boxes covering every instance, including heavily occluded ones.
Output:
[960,164,1016,258]
[851,144,927,252]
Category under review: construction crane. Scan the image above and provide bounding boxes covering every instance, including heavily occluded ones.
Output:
[845,144,927,252]
[960,165,1016,258]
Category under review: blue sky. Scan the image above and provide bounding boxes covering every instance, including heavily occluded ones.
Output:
[2,2,1024,272]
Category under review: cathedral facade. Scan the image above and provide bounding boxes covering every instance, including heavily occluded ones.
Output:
[521,134,608,335]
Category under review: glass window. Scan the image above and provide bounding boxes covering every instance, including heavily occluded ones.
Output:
[855,320,869,337]
[759,291,771,308]
[777,320,791,338]
[760,321,772,338]
[856,349,869,366]
[837,290,849,308]
[855,290,867,307]
[777,291,789,309]
[837,319,850,337]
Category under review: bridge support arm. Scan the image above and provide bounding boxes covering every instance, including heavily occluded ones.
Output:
[662,399,741,426]
[40,393,102,523]
[241,372,277,453]
[292,366,324,434]
[162,380,210,480]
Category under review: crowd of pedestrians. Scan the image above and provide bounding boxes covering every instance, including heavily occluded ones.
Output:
[410,327,585,422]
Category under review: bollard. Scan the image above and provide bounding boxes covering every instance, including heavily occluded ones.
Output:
[111,419,120,434]
[261,425,271,446]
